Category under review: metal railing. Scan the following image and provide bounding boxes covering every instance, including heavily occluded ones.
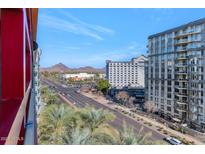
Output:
[24,89,37,145]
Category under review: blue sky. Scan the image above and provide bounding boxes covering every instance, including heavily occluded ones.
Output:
[37,8,205,68]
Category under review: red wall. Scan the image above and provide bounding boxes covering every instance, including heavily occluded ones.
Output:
[0,9,33,145]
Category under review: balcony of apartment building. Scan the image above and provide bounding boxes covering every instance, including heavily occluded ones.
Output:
[175,53,188,61]
[175,74,188,82]
[175,46,188,52]
[175,86,188,98]
[174,28,201,39]
[0,9,39,145]
[175,82,188,89]
[175,67,188,74]
[175,38,189,45]
[175,37,201,46]
[175,61,188,67]
[175,95,187,107]
[175,92,188,98]
[176,104,187,114]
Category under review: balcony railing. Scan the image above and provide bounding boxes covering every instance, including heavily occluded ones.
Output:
[4,81,37,145]
[175,47,187,52]
[176,103,187,112]
[176,55,188,60]
[4,82,31,144]
[175,93,188,97]
[175,38,201,45]
[175,85,188,89]
[175,30,201,38]
[175,71,187,74]
[24,88,37,145]
[175,63,188,67]
[176,101,187,105]
[175,39,189,45]
[176,108,187,112]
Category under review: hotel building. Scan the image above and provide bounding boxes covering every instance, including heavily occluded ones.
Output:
[106,55,147,88]
[147,18,205,130]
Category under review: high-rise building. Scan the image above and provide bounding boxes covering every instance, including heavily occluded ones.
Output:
[106,55,147,88]
[147,18,205,130]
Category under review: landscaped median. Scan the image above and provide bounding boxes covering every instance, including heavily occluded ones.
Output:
[81,91,204,145]
[114,106,197,145]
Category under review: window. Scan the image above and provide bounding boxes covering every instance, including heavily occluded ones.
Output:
[167,106,171,112]
[167,93,172,98]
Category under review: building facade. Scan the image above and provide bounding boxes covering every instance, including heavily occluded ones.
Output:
[63,73,95,80]
[0,9,39,144]
[106,55,147,88]
[147,18,205,130]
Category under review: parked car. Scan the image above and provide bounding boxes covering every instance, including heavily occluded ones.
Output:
[62,84,67,88]
[107,101,113,104]
[164,137,182,145]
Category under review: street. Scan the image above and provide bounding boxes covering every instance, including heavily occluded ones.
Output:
[42,80,167,143]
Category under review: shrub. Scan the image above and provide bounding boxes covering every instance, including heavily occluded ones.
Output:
[148,123,152,127]
[163,130,168,135]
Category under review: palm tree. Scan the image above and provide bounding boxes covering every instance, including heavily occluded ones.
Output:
[78,106,115,135]
[63,126,91,145]
[117,122,153,145]
[40,85,59,105]
[74,106,119,144]
[38,104,161,145]
[38,104,75,144]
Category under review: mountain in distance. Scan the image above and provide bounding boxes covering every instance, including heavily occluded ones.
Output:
[40,63,105,73]
[40,63,71,72]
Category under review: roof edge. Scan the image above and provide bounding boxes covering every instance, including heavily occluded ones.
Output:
[148,18,205,39]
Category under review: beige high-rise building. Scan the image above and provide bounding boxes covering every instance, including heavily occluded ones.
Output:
[146,18,205,130]
[106,55,147,88]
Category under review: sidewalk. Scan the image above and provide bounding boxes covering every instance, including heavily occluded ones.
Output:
[81,91,204,145]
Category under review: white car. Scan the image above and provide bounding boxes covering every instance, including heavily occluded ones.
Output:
[164,137,182,145]
[62,85,67,88]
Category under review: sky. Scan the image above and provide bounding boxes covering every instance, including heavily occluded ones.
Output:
[37,8,205,68]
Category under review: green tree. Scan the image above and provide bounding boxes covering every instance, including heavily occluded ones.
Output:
[38,103,162,145]
[38,104,118,145]
[38,104,73,144]
[96,79,111,95]
[41,85,59,105]
[117,122,153,145]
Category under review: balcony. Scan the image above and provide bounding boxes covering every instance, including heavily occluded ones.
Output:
[175,47,187,52]
[175,85,187,89]
[176,108,187,112]
[177,79,188,83]
[175,39,189,45]
[175,30,201,38]
[176,55,188,60]
[176,101,187,105]
[175,63,188,67]
[176,104,187,113]
[175,93,188,97]
[0,8,39,145]
[0,82,37,145]
[175,38,201,46]
[175,71,187,74]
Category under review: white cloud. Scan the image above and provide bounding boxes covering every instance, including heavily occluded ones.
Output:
[58,9,115,35]
[39,10,115,41]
